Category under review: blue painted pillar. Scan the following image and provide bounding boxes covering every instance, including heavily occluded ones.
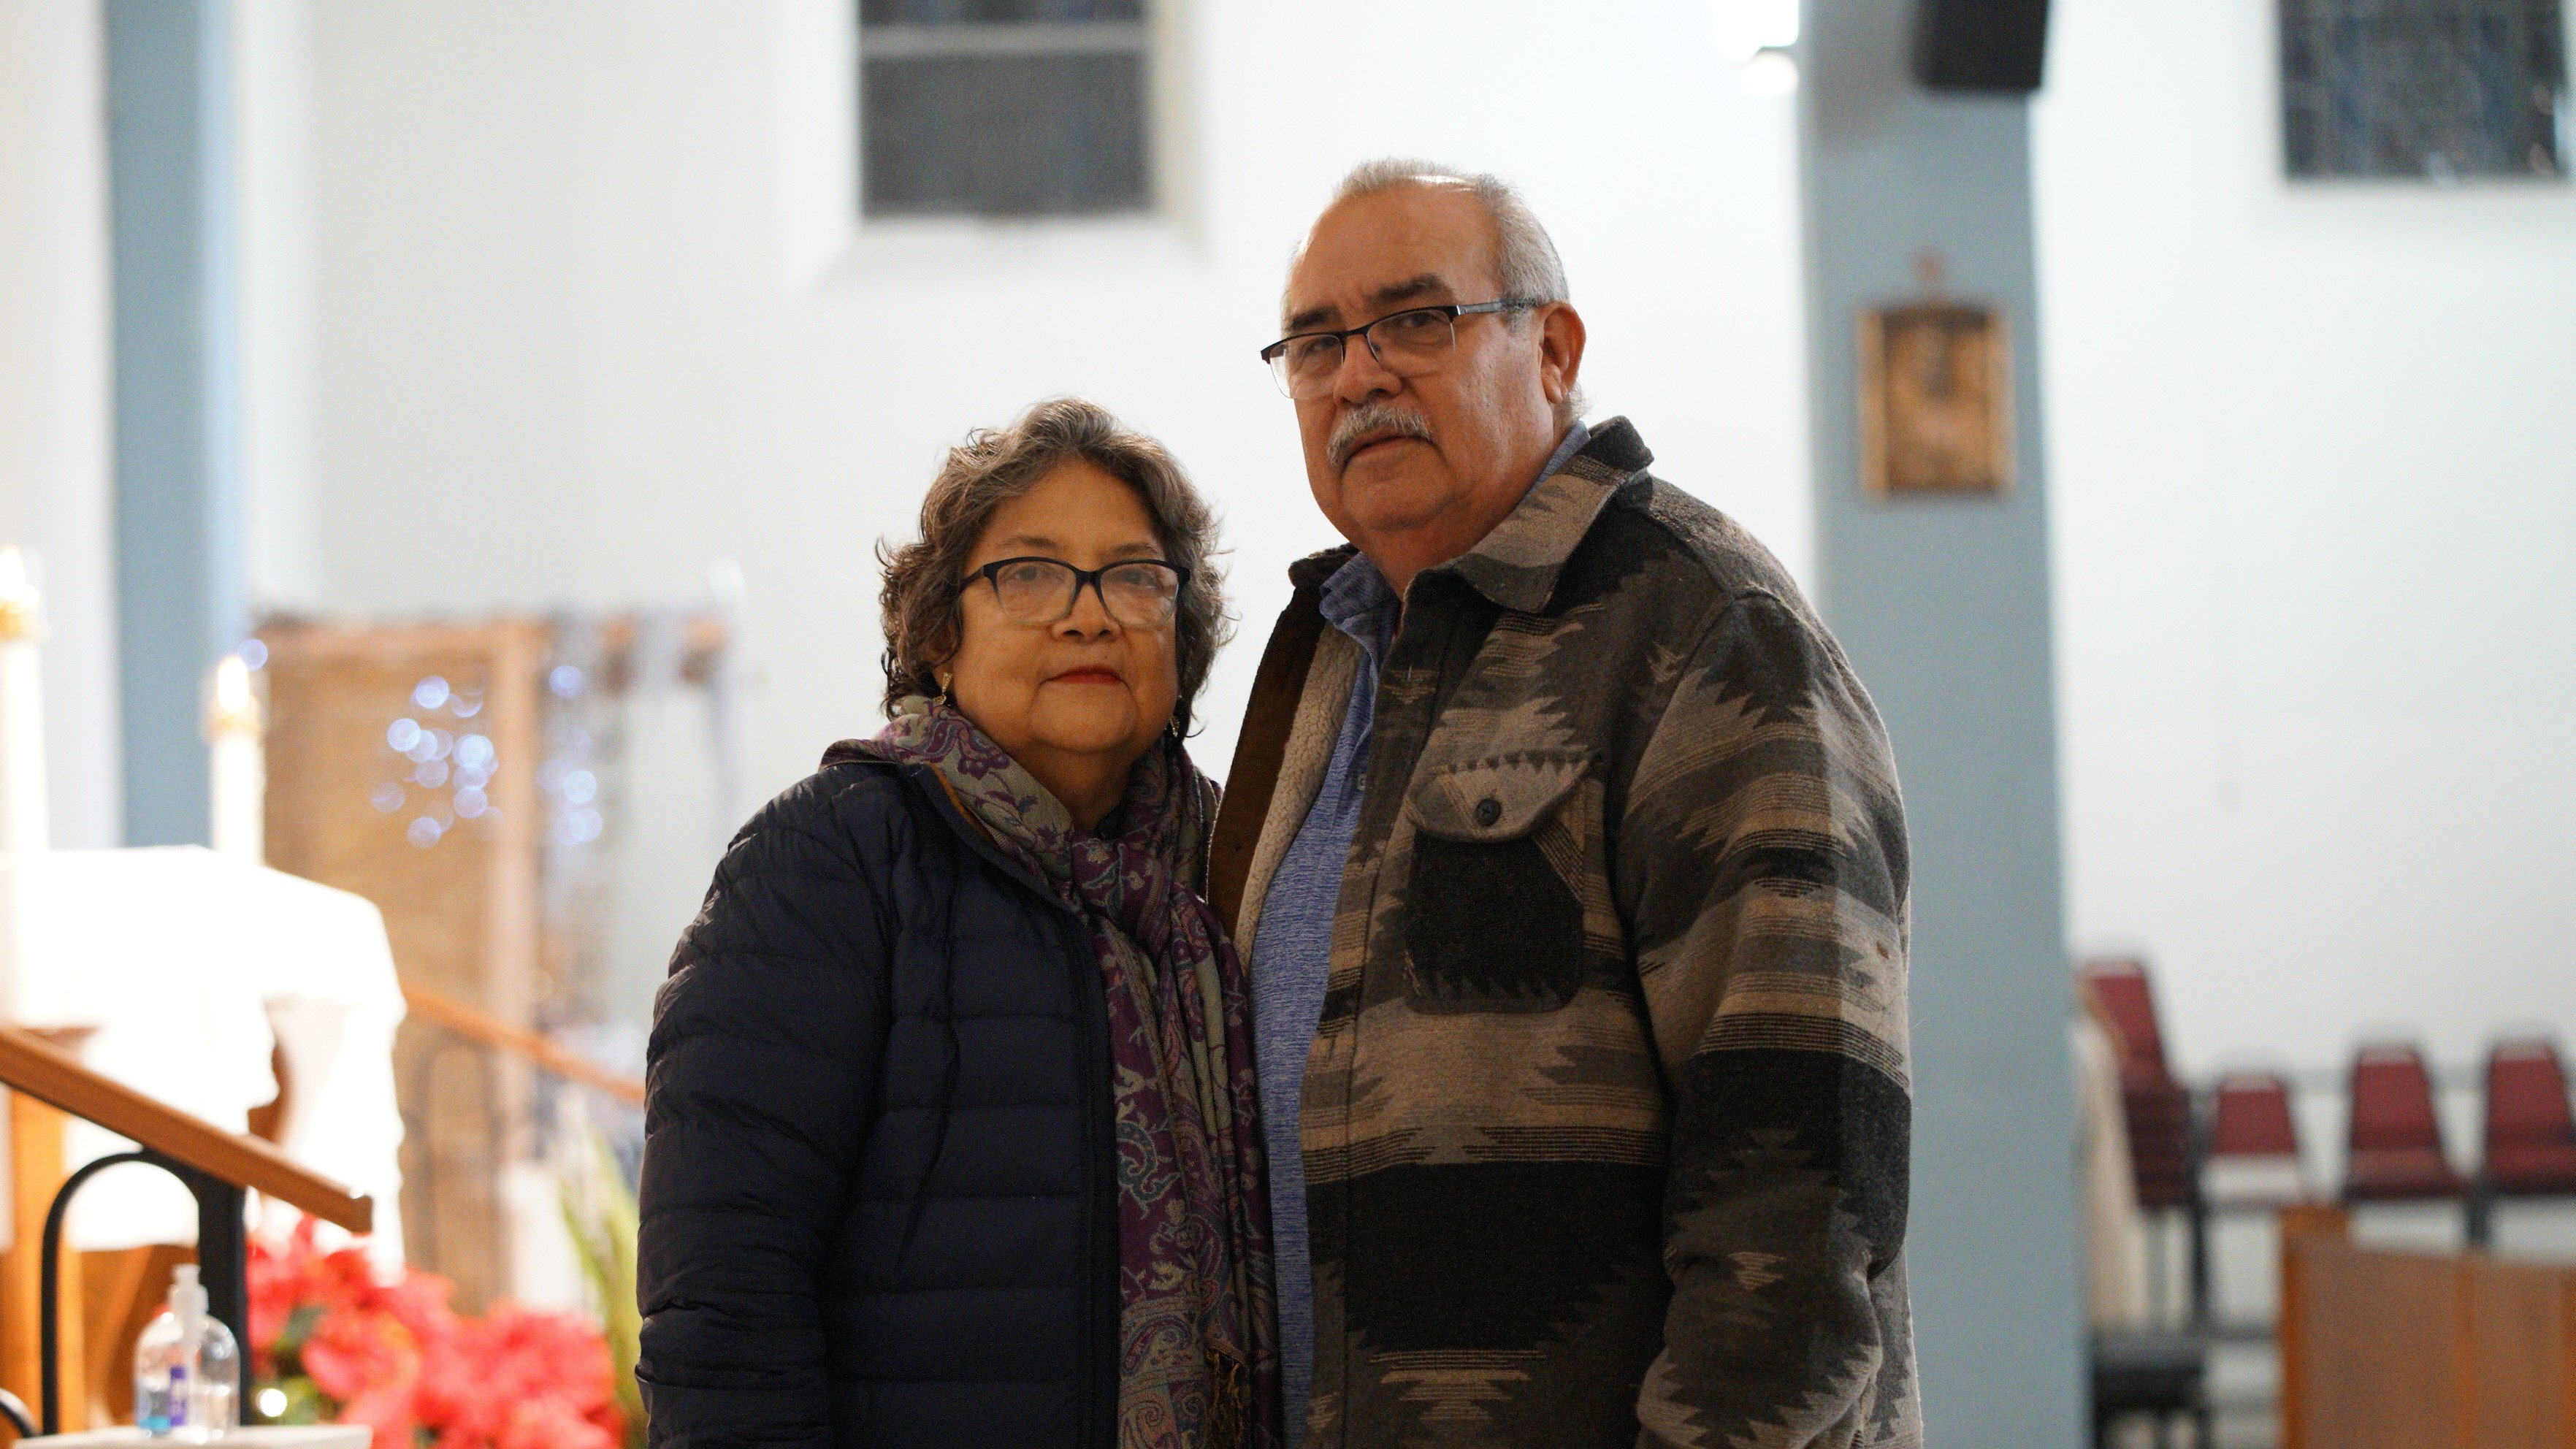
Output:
[106,0,241,846]
[1799,1,2085,1442]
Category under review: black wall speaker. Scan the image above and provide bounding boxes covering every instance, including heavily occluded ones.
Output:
[1914,0,2052,92]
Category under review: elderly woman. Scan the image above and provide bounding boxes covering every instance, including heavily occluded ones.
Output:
[637,399,1276,1449]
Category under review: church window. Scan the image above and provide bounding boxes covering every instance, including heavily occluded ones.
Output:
[858,0,1153,218]
[2279,0,2569,179]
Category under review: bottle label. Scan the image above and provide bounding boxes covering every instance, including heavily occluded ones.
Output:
[171,1364,190,1426]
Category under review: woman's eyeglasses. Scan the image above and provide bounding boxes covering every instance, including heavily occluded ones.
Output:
[963,557,1190,629]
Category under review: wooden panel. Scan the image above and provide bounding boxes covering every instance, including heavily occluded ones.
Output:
[1,1090,83,1433]
[2283,1205,2576,1449]
[260,622,542,1311]
[2287,1236,2464,1449]
[2464,1255,2576,1449]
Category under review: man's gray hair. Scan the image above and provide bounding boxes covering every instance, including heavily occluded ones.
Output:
[1328,158,1571,307]
[1305,158,1585,426]
[1329,158,1566,306]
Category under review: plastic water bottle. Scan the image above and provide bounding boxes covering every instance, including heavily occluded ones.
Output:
[133,1263,240,1439]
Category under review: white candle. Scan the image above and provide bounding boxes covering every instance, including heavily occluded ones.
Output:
[207,651,264,863]
[0,546,49,1021]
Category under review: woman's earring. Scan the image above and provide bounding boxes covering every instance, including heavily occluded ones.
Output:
[936,670,954,705]
[1165,714,1184,741]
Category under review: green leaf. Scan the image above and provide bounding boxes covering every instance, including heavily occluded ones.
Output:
[277,1302,325,1360]
[562,1123,646,1449]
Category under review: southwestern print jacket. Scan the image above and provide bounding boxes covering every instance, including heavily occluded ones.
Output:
[1207,418,1921,1449]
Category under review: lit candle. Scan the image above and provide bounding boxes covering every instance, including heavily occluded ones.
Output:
[0,546,49,1021]
[207,651,264,863]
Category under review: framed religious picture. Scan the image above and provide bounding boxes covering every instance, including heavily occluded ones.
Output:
[1857,301,2014,497]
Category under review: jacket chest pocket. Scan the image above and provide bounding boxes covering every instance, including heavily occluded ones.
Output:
[1401,751,1597,1014]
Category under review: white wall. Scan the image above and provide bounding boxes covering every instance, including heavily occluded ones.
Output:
[2036,0,2576,1086]
[0,0,121,850]
[295,0,1812,1023]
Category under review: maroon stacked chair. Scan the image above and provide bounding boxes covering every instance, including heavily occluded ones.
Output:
[2077,960,2209,1449]
[2481,1039,2576,1196]
[2204,1072,2305,1204]
[2210,1074,2298,1158]
[2342,1042,2464,1201]
[2079,958,2195,1210]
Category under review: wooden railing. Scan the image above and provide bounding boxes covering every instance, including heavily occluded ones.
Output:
[2281,1204,2576,1448]
[0,1022,372,1437]
[0,1027,373,1232]
[396,982,643,1106]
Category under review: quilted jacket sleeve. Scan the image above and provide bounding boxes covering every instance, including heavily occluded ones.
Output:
[637,777,893,1447]
[1616,593,1922,1449]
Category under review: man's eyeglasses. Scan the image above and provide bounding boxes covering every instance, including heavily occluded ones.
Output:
[1259,300,1534,400]
[963,557,1191,629]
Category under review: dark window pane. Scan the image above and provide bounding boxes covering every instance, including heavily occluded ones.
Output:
[863,54,1148,216]
[2280,0,2567,178]
[861,0,1141,25]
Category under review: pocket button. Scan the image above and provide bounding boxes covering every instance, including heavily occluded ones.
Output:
[1473,796,1502,827]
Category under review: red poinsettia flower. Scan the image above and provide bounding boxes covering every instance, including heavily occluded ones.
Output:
[300,1307,421,1406]
[334,1384,421,1449]
[491,1392,621,1449]
[248,1226,311,1366]
[416,1301,620,1448]
[251,1215,631,1449]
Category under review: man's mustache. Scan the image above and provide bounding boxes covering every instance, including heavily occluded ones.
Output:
[1327,402,1436,471]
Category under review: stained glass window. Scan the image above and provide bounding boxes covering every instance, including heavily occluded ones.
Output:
[859,0,1153,218]
[2280,0,2569,179]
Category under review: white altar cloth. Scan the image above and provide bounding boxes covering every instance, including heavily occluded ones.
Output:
[6,847,407,1267]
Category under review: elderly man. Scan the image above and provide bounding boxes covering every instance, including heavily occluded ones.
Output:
[1207,160,1919,1449]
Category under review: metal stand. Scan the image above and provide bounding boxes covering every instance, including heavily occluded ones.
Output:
[0,1385,33,1438]
[38,1148,248,1434]
[2466,1176,2496,1248]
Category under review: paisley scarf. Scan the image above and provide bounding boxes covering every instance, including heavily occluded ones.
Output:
[856,698,1279,1449]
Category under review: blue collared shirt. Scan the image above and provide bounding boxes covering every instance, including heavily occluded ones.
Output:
[1249,421,1588,1445]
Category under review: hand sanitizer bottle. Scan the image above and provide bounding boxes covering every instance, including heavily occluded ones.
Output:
[133,1263,241,1439]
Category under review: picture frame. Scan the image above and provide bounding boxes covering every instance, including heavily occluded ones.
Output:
[1857,301,2014,497]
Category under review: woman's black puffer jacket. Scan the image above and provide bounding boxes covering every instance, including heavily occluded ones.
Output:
[637,752,1119,1448]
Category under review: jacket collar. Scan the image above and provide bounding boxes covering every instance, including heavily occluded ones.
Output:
[1282,417,1654,615]
[1440,416,1651,613]
[1287,542,1358,595]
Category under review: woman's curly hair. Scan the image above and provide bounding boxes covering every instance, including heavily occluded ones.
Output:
[877,397,1233,731]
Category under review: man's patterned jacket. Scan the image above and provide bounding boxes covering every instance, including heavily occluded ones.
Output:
[1207,418,1922,1449]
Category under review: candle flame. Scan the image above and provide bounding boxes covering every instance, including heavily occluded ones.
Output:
[215,654,253,713]
[207,652,262,735]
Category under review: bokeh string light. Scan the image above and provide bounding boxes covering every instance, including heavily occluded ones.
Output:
[372,672,497,848]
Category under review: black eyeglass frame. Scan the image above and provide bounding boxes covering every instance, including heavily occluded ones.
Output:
[1258,299,1535,397]
[961,555,1194,627]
